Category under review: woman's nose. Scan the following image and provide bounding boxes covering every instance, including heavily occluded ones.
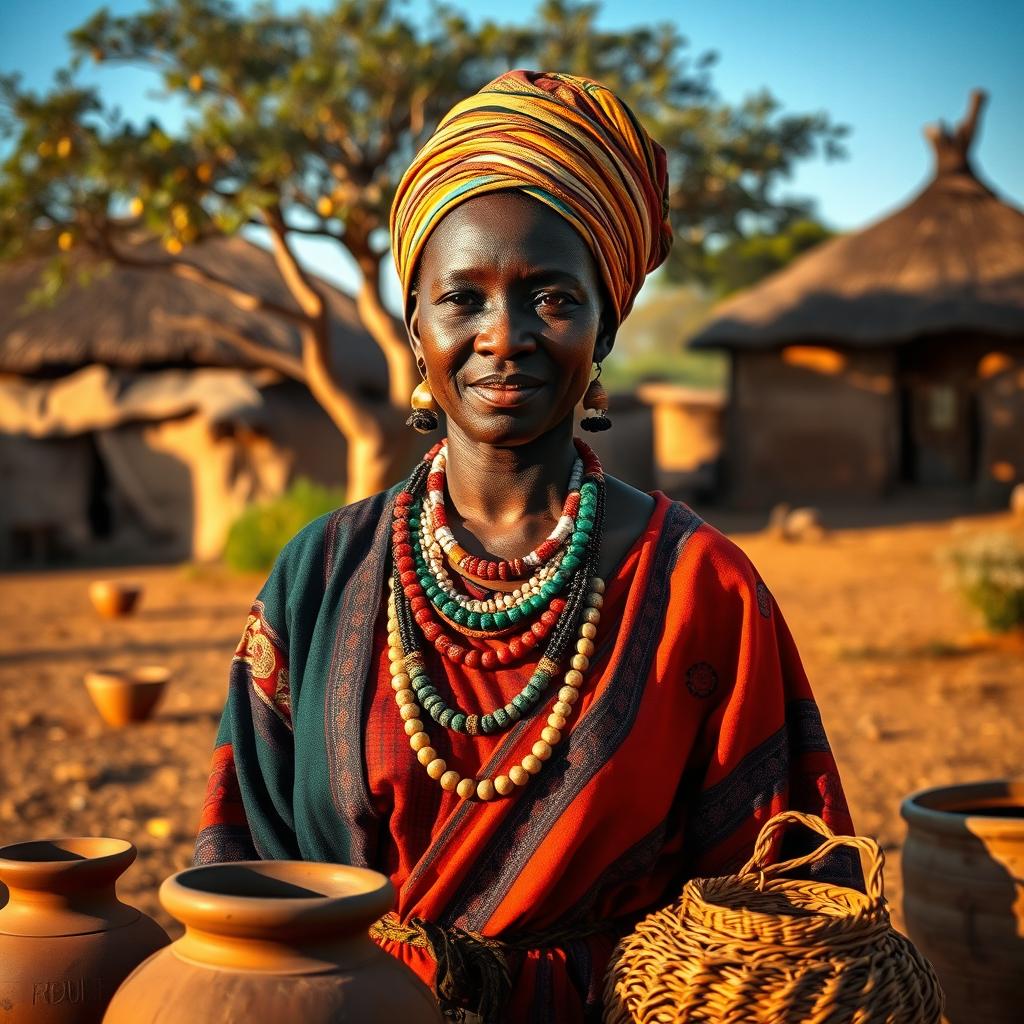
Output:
[473,301,538,359]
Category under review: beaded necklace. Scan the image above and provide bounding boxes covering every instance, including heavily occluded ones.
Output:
[425,445,586,582]
[388,440,607,798]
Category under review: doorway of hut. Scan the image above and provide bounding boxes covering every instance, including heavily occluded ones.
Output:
[86,434,115,541]
[897,342,980,489]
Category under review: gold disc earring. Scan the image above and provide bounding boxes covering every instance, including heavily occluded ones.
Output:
[580,363,611,432]
[407,378,439,433]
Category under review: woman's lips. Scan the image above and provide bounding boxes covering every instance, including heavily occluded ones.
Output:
[468,382,544,408]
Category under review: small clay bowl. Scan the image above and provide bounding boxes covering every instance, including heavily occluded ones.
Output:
[84,666,170,728]
[89,580,143,619]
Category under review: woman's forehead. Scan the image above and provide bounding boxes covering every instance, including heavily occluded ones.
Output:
[418,192,596,282]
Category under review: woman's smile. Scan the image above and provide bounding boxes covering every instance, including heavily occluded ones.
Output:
[466,372,546,408]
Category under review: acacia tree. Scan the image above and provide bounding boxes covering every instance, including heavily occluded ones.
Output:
[0,0,846,499]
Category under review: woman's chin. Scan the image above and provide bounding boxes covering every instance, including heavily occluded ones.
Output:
[449,410,573,449]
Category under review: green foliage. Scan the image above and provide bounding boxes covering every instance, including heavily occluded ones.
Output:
[223,478,345,574]
[0,0,847,296]
[601,348,727,391]
[944,531,1024,633]
[705,218,835,296]
[604,283,725,389]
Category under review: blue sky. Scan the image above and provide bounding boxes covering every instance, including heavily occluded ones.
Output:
[2,0,1022,297]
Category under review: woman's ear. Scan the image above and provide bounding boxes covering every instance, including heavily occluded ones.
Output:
[593,309,617,364]
[406,290,425,370]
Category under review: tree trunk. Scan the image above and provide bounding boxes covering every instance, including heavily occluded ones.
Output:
[262,211,422,499]
[355,253,420,410]
[298,312,420,501]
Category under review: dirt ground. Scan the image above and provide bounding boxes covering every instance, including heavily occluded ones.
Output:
[1,508,1022,940]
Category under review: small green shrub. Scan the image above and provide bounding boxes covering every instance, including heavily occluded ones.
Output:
[944,530,1024,632]
[600,349,728,391]
[224,478,345,574]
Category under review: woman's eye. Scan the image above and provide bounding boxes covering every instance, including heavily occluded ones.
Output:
[442,291,481,307]
[534,292,575,310]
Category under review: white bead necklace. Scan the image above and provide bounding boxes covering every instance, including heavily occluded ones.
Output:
[386,574,606,800]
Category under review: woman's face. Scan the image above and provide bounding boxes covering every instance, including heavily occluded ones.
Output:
[408,191,613,447]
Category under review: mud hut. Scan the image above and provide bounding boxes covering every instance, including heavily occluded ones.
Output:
[690,91,1024,509]
[0,235,385,563]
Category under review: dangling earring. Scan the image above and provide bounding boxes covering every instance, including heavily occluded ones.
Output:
[407,377,439,433]
[580,363,611,432]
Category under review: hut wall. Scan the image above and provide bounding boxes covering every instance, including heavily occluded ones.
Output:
[0,434,93,562]
[975,340,1024,501]
[260,381,348,489]
[121,414,293,562]
[727,348,898,508]
[578,391,655,492]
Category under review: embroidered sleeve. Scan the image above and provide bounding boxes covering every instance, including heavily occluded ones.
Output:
[193,742,258,864]
[234,601,292,730]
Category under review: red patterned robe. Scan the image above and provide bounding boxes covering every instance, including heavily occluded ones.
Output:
[196,489,855,1022]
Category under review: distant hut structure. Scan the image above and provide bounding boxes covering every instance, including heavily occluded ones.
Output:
[0,235,385,563]
[690,91,1024,508]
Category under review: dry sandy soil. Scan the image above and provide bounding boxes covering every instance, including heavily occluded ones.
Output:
[1,508,1022,940]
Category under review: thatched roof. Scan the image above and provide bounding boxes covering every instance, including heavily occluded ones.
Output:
[691,91,1024,350]
[0,364,269,438]
[0,234,388,390]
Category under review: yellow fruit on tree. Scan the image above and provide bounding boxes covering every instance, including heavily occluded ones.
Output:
[57,231,74,251]
[196,162,213,183]
[188,73,204,92]
[164,237,183,255]
[316,196,333,217]
[129,197,144,217]
[56,137,73,158]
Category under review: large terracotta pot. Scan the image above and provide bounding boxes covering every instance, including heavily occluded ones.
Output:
[901,779,1024,1024]
[83,666,169,727]
[0,837,170,1024]
[103,861,442,1023]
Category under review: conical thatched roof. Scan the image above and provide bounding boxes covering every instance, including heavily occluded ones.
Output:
[0,234,388,390]
[691,91,1024,350]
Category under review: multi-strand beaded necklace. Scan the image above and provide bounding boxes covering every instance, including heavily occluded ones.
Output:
[389,438,606,800]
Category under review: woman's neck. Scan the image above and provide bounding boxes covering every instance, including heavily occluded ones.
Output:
[442,422,578,541]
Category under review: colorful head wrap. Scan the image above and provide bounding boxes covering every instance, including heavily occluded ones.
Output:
[390,69,673,324]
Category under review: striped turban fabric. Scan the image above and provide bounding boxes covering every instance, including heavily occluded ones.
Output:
[390,69,673,324]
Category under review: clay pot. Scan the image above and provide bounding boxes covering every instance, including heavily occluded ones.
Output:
[0,837,169,1024]
[83,666,169,727]
[87,581,142,619]
[103,861,442,1023]
[901,779,1024,1024]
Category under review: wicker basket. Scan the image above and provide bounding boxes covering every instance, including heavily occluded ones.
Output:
[603,811,943,1024]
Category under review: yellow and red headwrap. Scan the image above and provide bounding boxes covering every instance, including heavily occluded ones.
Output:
[390,69,673,325]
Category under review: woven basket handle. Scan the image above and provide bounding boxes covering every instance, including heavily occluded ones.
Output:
[739,810,885,905]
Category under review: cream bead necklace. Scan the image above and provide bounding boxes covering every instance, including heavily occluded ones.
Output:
[386,575,605,799]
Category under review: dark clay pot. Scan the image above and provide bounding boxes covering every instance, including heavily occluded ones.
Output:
[103,860,442,1023]
[0,837,170,1024]
[901,779,1024,1024]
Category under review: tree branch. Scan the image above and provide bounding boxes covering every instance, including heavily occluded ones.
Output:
[97,231,308,325]
[261,203,325,320]
[249,215,345,242]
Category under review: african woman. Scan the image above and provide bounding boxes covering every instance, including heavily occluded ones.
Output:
[195,70,855,1023]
